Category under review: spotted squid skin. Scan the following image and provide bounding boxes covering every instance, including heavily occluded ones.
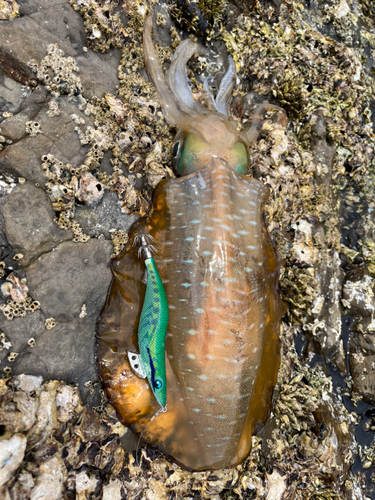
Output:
[97,159,284,471]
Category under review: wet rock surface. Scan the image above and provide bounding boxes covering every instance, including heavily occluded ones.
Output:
[1,183,72,266]
[0,0,133,404]
[0,0,375,498]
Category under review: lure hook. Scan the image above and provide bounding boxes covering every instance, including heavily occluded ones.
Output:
[133,233,157,259]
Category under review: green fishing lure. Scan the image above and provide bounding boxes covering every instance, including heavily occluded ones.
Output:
[128,234,169,408]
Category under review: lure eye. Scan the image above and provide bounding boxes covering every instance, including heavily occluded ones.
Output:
[154,379,163,390]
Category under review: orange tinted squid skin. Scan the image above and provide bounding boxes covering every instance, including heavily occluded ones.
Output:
[97,160,285,471]
[97,14,285,472]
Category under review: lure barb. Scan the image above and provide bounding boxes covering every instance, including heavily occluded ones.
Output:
[128,233,169,409]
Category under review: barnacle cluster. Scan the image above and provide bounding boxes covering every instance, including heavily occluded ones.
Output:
[44,318,56,330]
[69,0,130,53]
[170,0,228,39]
[28,44,82,97]
[0,296,40,321]
[28,2,175,251]
[110,229,128,257]
[0,0,19,20]
[0,350,361,500]
[0,273,28,303]
[25,121,41,137]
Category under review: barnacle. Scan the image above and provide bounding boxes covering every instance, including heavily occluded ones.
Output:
[170,0,228,38]
[28,338,36,348]
[45,318,56,330]
[25,121,41,137]
[0,261,5,279]
[273,71,308,120]
[46,100,60,117]
[110,229,128,257]
[70,0,129,53]
[0,0,19,20]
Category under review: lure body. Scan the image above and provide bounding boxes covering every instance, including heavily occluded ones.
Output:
[97,15,285,471]
[136,255,169,408]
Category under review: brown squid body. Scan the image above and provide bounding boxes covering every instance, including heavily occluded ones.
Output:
[97,15,285,471]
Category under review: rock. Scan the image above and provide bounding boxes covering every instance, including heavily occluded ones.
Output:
[12,320,99,396]
[0,76,25,117]
[0,98,95,185]
[342,272,375,317]
[76,48,121,99]
[0,133,54,185]
[74,190,139,239]
[0,239,113,398]
[0,16,77,65]
[0,311,45,362]
[1,183,72,267]
[0,434,27,488]
[25,239,112,321]
[0,104,40,143]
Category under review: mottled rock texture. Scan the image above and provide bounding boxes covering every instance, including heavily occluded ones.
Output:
[0,0,132,402]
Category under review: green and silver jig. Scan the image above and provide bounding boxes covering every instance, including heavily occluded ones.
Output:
[127,234,169,409]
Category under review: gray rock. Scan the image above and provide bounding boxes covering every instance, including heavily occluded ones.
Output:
[25,239,112,322]
[0,311,45,363]
[1,183,72,267]
[0,0,122,406]
[76,49,121,99]
[12,320,99,400]
[0,238,112,401]
[0,104,40,143]
[0,133,53,185]
[0,17,77,66]
[0,75,25,116]
[74,191,139,239]
[28,3,87,53]
[0,99,93,184]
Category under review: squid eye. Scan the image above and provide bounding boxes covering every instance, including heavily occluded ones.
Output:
[232,141,249,174]
[154,379,163,390]
[175,133,207,176]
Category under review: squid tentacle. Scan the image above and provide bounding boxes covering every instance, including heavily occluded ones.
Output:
[167,39,207,115]
[143,14,236,126]
[215,55,236,118]
[143,15,184,127]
